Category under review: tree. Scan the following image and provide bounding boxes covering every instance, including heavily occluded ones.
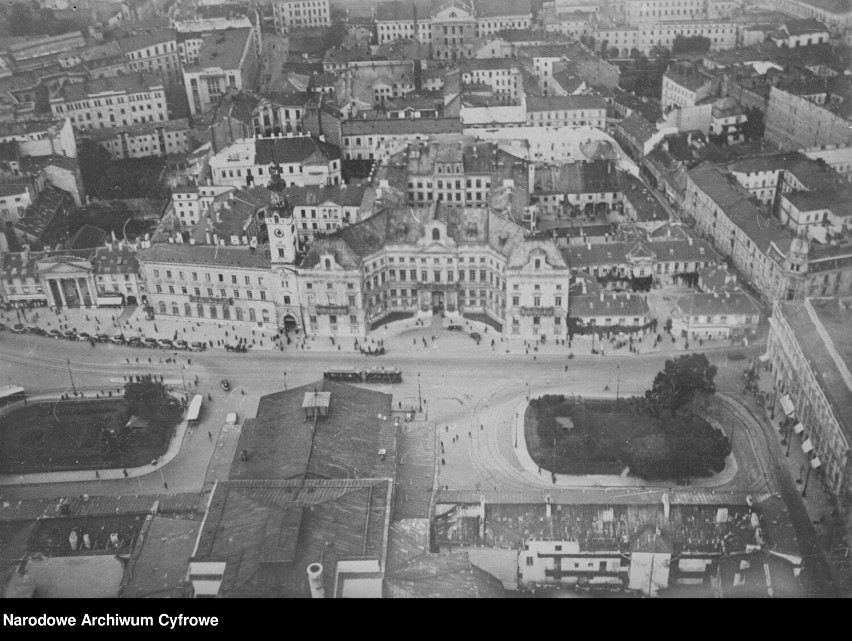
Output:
[742,106,765,141]
[626,433,673,478]
[630,48,642,60]
[645,353,717,416]
[609,48,620,59]
[123,378,181,427]
[672,35,711,56]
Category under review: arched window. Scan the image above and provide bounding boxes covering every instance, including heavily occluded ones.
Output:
[209,305,217,319]
[184,303,191,316]
[273,214,280,224]
[262,309,270,323]
[158,301,166,314]
[432,228,440,241]
[171,303,179,315]
[325,258,331,269]
[236,307,244,321]
[535,259,541,269]
[197,304,205,317]
[249,308,256,322]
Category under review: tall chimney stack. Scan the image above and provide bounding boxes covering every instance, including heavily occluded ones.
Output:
[307,563,325,598]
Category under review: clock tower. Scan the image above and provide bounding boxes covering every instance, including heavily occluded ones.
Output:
[266,196,298,265]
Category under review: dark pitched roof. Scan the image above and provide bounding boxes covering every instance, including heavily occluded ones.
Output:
[385,552,505,597]
[254,136,341,164]
[473,0,531,16]
[229,380,396,481]
[191,479,392,598]
[120,514,201,598]
[67,224,107,250]
[136,244,272,269]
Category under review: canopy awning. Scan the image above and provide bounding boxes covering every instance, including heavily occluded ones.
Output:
[801,439,814,454]
[811,457,822,470]
[780,394,795,418]
[793,422,805,435]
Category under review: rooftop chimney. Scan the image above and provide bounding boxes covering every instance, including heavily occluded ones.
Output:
[307,563,325,598]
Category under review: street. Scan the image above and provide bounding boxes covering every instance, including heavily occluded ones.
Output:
[0,323,838,595]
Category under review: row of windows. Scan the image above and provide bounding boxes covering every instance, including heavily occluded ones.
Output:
[152,269,264,287]
[158,301,270,322]
[156,284,267,300]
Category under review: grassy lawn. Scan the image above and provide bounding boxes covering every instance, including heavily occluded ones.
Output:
[524,395,728,479]
[0,398,177,474]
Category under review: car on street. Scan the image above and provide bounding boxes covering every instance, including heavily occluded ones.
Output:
[11,324,25,333]
[470,331,481,341]
[77,332,92,341]
[47,329,62,338]
[141,337,158,348]
[125,336,141,346]
[61,329,76,339]
[220,379,231,392]
[109,334,125,344]
[174,339,189,350]
[0,322,7,330]
[156,338,173,349]
[447,324,462,331]
[95,333,111,342]
[25,325,44,335]
[189,341,206,351]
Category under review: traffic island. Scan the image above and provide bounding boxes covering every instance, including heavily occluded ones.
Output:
[524,395,731,481]
[0,379,181,475]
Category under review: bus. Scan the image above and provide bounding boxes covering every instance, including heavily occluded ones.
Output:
[186,394,203,426]
[364,368,403,384]
[323,369,363,382]
[0,385,26,407]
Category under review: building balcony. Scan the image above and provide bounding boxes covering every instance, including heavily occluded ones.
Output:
[315,304,349,314]
[520,306,556,316]
[189,295,233,305]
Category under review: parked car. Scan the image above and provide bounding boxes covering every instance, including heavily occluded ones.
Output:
[125,336,141,346]
[25,325,44,335]
[220,379,231,392]
[61,329,76,339]
[189,341,206,351]
[47,329,62,338]
[174,339,189,350]
[77,332,92,341]
[470,331,481,341]
[11,324,25,333]
[447,324,462,331]
[141,337,158,348]
[95,333,111,342]
[109,334,125,344]
[156,338,173,349]
[0,322,7,330]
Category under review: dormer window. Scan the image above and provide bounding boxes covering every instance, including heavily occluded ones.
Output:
[324,259,331,270]
[535,259,541,269]
[432,228,440,241]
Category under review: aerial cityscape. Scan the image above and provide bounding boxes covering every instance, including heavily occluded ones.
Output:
[0,0,850,601]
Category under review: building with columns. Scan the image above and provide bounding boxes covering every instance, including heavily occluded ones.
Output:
[38,254,98,309]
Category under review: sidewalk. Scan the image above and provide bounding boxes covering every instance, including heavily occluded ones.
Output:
[0,391,191,486]
[3,305,761,361]
[755,367,842,552]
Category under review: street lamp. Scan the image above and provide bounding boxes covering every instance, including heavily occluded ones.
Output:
[590,319,596,353]
[616,364,621,400]
[66,359,77,396]
[283,371,287,390]
[418,372,422,412]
